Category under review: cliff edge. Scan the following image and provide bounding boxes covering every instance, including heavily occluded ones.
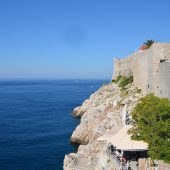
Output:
[63,82,144,170]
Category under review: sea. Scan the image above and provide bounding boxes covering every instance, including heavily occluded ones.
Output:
[0,79,107,170]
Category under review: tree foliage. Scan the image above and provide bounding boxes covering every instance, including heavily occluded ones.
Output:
[129,94,170,162]
[144,40,154,48]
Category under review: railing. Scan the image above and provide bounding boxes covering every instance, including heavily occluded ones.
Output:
[106,148,137,170]
[106,148,122,170]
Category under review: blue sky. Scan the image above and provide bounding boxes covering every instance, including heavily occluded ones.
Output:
[0,0,170,79]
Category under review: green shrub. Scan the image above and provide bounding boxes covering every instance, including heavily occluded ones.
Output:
[118,76,133,90]
[136,88,142,93]
[112,79,115,83]
[129,94,170,163]
[113,75,133,89]
[115,75,123,83]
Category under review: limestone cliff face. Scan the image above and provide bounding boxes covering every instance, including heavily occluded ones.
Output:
[64,82,144,170]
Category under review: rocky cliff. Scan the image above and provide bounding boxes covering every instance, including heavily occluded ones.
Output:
[64,82,144,170]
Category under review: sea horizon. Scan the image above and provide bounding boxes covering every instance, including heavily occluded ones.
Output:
[0,78,110,81]
[0,79,107,170]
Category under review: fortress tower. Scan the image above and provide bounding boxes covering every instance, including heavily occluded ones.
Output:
[112,42,170,99]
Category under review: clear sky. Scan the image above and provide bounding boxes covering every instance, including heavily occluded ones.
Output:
[0,0,170,79]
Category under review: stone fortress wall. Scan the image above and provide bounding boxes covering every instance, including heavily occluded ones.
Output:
[112,42,170,99]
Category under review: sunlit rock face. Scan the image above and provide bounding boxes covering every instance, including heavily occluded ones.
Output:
[64,82,144,170]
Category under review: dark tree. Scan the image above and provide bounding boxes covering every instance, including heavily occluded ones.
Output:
[129,94,170,163]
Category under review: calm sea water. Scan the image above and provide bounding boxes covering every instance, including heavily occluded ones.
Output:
[0,80,107,170]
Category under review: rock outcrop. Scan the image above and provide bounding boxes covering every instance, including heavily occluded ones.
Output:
[64,82,144,170]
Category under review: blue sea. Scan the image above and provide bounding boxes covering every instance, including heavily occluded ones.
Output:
[0,80,107,170]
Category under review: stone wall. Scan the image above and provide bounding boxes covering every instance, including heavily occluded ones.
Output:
[152,43,170,97]
[112,56,133,79]
[158,62,170,99]
[112,42,170,99]
[157,160,170,169]
[133,47,153,94]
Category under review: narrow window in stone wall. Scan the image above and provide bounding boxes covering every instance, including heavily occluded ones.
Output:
[148,84,150,88]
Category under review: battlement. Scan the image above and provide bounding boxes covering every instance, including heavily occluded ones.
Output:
[112,42,170,99]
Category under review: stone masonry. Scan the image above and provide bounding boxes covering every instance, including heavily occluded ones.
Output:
[112,42,170,99]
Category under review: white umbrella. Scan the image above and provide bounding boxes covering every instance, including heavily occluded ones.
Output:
[97,125,148,151]
[108,125,148,151]
[97,126,122,142]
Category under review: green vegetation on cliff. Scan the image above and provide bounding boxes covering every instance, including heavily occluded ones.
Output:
[112,75,133,90]
[129,94,170,163]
